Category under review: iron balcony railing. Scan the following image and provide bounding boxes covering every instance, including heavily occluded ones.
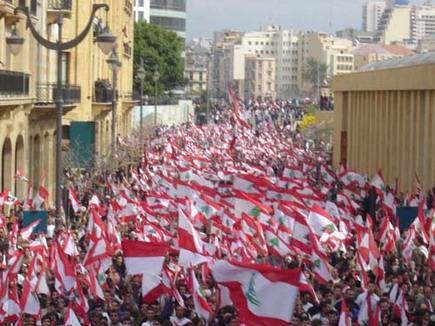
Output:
[124,0,132,14]
[35,84,81,105]
[47,0,72,10]
[0,69,30,97]
[123,42,132,57]
[93,88,118,103]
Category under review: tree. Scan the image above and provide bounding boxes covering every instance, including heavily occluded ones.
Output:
[303,57,329,95]
[133,22,186,96]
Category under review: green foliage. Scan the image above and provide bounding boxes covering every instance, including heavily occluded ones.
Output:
[303,57,329,93]
[133,22,186,95]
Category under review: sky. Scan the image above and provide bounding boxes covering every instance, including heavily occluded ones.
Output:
[186,0,367,40]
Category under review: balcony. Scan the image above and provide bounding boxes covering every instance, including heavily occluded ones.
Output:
[0,69,30,107]
[31,83,80,119]
[35,83,80,106]
[92,80,117,116]
[123,42,132,57]
[47,0,72,23]
[124,0,132,15]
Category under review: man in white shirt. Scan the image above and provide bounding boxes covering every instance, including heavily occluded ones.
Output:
[355,281,380,320]
[169,306,191,326]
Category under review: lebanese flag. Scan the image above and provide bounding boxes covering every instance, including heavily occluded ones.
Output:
[64,302,81,326]
[20,219,41,241]
[307,205,337,238]
[265,230,293,258]
[19,279,40,315]
[227,83,250,128]
[121,239,169,276]
[299,272,319,305]
[68,187,81,214]
[14,169,29,183]
[338,298,349,326]
[311,250,332,284]
[142,273,163,304]
[33,186,49,210]
[211,260,301,326]
[370,170,386,193]
[291,212,314,256]
[190,268,212,321]
[320,165,336,184]
[178,209,210,267]
[53,242,76,292]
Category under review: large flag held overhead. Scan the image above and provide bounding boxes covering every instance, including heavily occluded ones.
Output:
[211,260,301,326]
[121,240,170,275]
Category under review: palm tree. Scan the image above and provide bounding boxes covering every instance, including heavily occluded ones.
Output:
[303,57,329,95]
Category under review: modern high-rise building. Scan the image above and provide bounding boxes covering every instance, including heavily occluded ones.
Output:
[134,0,151,22]
[375,1,435,48]
[149,0,187,41]
[362,0,387,32]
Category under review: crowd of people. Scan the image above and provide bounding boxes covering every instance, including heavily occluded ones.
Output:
[0,98,434,326]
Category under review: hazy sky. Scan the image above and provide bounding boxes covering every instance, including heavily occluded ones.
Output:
[186,0,367,40]
[186,0,427,40]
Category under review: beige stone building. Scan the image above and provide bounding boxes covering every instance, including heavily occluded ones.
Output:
[184,38,212,99]
[352,44,414,70]
[296,32,354,91]
[0,0,134,201]
[244,55,276,101]
[332,53,435,193]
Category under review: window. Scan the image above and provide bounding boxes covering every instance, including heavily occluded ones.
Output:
[258,73,262,79]
[138,11,144,21]
[189,72,193,80]
[199,72,203,81]
[258,85,262,91]
[139,0,144,6]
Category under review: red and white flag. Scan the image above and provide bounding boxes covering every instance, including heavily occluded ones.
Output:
[190,267,212,321]
[33,186,49,210]
[142,273,163,304]
[211,260,301,326]
[121,239,170,276]
[20,219,41,241]
[14,169,29,183]
[68,187,81,214]
[178,209,210,267]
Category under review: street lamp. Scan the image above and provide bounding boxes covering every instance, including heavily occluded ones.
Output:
[6,4,116,228]
[136,58,146,141]
[153,69,160,127]
[107,47,122,154]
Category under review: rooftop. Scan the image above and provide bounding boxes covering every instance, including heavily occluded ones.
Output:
[359,51,435,70]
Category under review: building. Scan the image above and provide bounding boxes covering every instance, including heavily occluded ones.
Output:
[0,0,135,201]
[417,35,435,53]
[244,55,276,101]
[352,43,414,69]
[240,26,299,98]
[184,38,212,99]
[375,1,435,48]
[296,32,354,91]
[362,0,387,32]
[332,53,435,192]
[211,30,244,98]
[134,0,150,22]
[149,0,186,42]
